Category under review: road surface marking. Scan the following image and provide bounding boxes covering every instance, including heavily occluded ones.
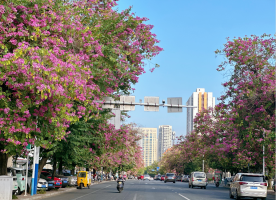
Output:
[133,193,137,200]
[179,193,190,200]
[72,185,111,200]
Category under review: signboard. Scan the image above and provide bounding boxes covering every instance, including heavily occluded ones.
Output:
[120,96,135,111]
[156,167,160,171]
[144,96,159,112]
[167,97,182,113]
[102,97,115,109]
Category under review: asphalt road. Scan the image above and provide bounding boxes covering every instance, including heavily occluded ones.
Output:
[43,180,275,200]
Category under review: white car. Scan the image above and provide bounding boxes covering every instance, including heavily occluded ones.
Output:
[27,173,48,192]
[149,176,154,181]
[189,171,207,189]
[229,173,267,200]
[143,174,151,181]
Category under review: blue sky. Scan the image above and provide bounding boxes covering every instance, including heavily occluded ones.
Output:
[117,0,275,137]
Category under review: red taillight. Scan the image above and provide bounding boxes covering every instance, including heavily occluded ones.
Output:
[165,176,167,179]
[239,182,248,185]
[260,183,267,186]
[205,178,207,182]
[22,178,24,181]
[192,178,194,181]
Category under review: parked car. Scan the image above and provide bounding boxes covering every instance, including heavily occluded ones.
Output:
[143,174,151,181]
[176,175,182,181]
[160,175,165,181]
[182,175,189,182]
[138,175,144,180]
[40,174,55,190]
[164,173,176,183]
[62,172,77,186]
[156,175,161,180]
[7,167,19,195]
[229,173,267,200]
[27,171,48,192]
[189,171,207,189]
[149,176,154,181]
[41,171,62,189]
[10,167,26,195]
[273,178,276,192]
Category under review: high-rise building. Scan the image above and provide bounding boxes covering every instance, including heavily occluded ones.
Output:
[186,88,215,135]
[138,128,158,167]
[158,125,173,161]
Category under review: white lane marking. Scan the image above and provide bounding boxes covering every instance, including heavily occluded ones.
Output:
[152,187,155,189]
[133,193,137,200]
[179,193,190,200]
[72,185,111,200]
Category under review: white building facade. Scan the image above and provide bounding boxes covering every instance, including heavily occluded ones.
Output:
[158,125,173,161]
[138,128,158,167]
[186,88,215,135]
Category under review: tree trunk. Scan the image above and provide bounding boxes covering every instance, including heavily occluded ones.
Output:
[58,157,63,175]
[52,156,57,179]
[37,157,48,183]
[0,152,9,175]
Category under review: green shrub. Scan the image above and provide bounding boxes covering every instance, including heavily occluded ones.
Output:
[37,189,46,194]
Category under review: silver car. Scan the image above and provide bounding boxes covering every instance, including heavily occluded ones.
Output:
[189,171,207,189]
[229,173,267,200]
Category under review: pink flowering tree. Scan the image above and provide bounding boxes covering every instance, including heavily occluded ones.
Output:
[0,0,162,175]
[160,35,275,186]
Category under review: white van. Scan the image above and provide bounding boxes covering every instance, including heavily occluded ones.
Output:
[189,171,207,189]
[7,167,19,195]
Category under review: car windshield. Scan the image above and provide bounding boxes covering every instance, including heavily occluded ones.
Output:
[144,175,149,177]
[194,173,205,178]
[240,175,265,182]
[166,173,174,176]
[78,172,86,177]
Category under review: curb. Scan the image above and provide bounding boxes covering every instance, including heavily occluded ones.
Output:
[17,188,76,200]
[17,181,113,200]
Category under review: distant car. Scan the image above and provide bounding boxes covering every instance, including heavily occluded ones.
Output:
[164,173,176,183]
[176,175,182,181]
[229,173,267,199]
[182,175,189,182]
[149,176,154,181]
[189,171,207,189]
[156,175,161,180]
[40,174,55,190]
[41,171,62,189]
[62,172,77,186]
[160,175,165,181]
[143,174,151,181]
[138,175,144,180]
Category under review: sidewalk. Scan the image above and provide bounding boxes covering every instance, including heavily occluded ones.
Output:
[16,180,112,200]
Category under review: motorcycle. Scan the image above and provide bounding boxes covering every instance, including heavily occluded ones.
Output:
[215,181,219,187]
[117,179,124,193]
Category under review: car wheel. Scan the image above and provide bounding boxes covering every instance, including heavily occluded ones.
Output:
[173,182,175,183]
[189,184,191,188]
[204,186,206,189]
[191,184,194,188]
[229,189,234,199]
